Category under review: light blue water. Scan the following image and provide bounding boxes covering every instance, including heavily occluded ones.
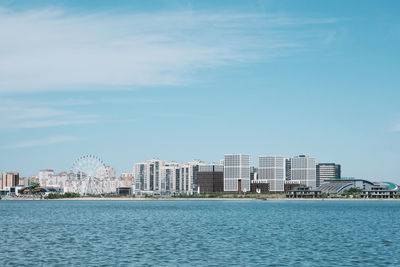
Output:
[1,200,399,266]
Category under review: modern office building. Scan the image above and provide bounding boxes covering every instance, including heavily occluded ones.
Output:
[197,164,224,193]
[223,154,250,192]
[316,163,341,187]
[291,155,317,189]
[258,156,286,192]
[1,172,20,189]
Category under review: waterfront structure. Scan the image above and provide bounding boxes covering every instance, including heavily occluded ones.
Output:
[223,154,250,192]
[286,186,322,198]
[258,156,286,192]
[317,178,374,194]
[362,184,398,199]
[291,155,317,189]
[284,180,302,193]
[116,187,133,196]
[250,180,270,193]
[316,163,341,187]
[197,164,224,193]
[1,172,19,189]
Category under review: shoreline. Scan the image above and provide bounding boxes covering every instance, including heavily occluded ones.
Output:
[2,197,400,201]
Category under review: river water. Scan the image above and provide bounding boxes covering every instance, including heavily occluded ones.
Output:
[1,200,399,266]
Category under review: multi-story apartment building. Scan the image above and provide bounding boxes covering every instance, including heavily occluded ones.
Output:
[38,169,55,187]
[291,155,317,189]
[96,166,116,179]
[223,154,250,192]
[1,172,19,189]
[134,159,166,193]
[258,156,286,192]
[316,163,341,187]
[133,159,209,195]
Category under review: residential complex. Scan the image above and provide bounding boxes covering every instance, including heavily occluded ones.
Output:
[223,154,251,193]
[1,172,19,189]
[291,155,317,189]
[258,156,286,192]
[2,152,397,199]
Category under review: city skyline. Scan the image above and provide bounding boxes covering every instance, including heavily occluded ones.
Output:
[1,0,400,183]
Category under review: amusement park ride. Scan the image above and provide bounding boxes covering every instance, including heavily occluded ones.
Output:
[64,154,114,195]
[16,154,114,196]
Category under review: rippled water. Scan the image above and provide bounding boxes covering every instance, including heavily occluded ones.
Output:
[1,200,400,266]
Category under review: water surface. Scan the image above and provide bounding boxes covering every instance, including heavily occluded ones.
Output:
[1,200,399,266]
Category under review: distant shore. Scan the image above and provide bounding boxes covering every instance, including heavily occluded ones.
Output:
[2,197,400,201]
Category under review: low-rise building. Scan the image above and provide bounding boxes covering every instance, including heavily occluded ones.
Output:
[250,180,270,193]
[286,186,322,198]
[362,185,398,199]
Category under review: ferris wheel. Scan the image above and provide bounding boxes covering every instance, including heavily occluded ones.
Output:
[67,154,114,195]
[70,154,106,179]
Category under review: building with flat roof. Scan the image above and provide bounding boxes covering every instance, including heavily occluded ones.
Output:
[197,164,224,193]
[1,172,19,189]
[258,156,285,192]
[224,154,250,193]
[316,163,341,187]
[250,180,270,193]
[291,155,317,189]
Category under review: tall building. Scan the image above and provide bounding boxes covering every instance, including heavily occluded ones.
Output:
[223,154,250,192]
[291,155,317,189]
[197,164,224,193]
[1,172,19,189]
[258,156,286,192]
[133,159,166,193]
[316,163,341,187]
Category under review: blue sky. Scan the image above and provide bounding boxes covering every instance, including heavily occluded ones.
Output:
[1,0,399,182]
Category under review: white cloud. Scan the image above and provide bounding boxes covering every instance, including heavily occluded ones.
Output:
[3,136,79,149]
[0,7,339,92]
[392,122,400,132]
[0,100,98,129]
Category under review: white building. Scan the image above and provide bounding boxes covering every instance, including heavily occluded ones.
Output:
[96,166,116,179]
[133,159,166,193]
[291,155,317,189]
[258,156,286,192]
[223,154,250,192]
[133,159,210,195]
[38,169,55,187]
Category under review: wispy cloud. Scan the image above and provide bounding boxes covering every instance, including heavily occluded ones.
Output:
[3,136,79,149]
[0,100,98,129]
[0,7,340,93]
[392,122,400,132]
